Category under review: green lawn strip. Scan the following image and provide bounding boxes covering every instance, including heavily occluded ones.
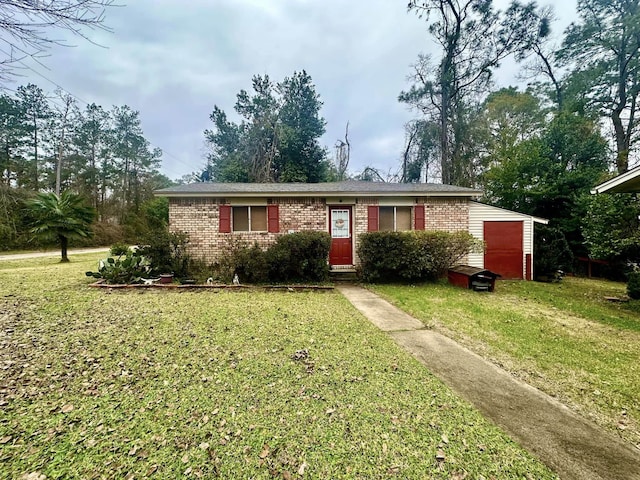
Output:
[0,256,555,479]
[370,279,640,448]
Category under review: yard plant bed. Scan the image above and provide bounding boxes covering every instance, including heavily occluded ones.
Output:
[88,280,334,291]
[371,278,640,449]
[0,254,555,479]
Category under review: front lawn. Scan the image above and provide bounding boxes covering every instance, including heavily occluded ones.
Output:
[0,255,555,479]
[371,277,640,449]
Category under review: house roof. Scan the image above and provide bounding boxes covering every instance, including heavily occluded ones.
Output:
[155,181,482,198]
[591,165,640,194]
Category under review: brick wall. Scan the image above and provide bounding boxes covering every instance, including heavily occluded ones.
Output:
[169,197,326,260]
[421,197,468,232]
[169,196,470,264]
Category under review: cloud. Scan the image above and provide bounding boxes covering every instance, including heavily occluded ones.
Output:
[5,0,578,180]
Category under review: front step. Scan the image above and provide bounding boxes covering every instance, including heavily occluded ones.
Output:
[329,268,358,283]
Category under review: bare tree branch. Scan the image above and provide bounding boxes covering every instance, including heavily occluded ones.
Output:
[0,0,115,81]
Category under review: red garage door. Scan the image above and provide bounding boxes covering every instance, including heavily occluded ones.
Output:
[484,221,524,279]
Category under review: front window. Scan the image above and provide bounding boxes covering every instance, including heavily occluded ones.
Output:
[233,206,267,232]
[379,206,412,231]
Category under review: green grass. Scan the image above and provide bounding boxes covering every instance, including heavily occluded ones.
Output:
[370,278,640,449]
[0,254,555,479]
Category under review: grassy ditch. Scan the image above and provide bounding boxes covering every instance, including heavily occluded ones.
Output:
[371,277,640,449]
[0,254,555,479]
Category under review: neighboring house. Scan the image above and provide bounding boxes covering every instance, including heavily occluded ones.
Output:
[155,181,546,280]
[591,165,640,193]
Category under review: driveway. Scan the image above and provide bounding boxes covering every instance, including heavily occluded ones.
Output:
[0,247,109,262]
[338,284,640,480]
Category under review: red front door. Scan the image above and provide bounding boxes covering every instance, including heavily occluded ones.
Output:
[484,221,524,279]
[329,207,353,266]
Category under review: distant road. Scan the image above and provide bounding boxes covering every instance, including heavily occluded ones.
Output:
[0,247,110,262]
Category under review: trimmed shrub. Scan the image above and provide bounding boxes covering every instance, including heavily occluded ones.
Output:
[627,271,640,300]
[212,232,330,284]
[213,240,268,284]
[137,230,191,279]
[357,230,482,283]
[266,231,331,282]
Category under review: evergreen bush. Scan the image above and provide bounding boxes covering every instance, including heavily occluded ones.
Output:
[627,271,640,300]
[266,231,331,282]
[357,230,481,283]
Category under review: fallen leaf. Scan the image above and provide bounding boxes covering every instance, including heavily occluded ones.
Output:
[128,445,138,456]
[184,467,192,475]
[436,449,446,462]
[0,436,12,444]
[61,404,74,414]
[20,474,46,480]
[199,442,210,450]
[441,434,449,444]
[259,444,270,459]
[282,471,292,480]
[181,453,189,463]
[147,465,158,475]
[202,415,209,424]
[298,461,307,475]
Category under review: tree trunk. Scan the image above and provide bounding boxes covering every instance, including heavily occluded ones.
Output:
[33,115,38,191]
[60,235,69,263]
[612,108,630,173]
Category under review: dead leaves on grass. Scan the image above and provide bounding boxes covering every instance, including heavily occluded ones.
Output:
[257,442,309,479]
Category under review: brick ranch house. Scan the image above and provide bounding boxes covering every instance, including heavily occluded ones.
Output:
[155,181,547,280]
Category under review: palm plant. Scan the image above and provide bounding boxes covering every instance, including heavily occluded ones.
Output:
[28,191,95,262]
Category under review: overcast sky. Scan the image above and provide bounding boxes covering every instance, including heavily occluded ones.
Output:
[5,0,577,181]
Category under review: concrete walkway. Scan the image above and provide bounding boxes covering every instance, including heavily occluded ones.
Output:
[0,247,109,262]
[338,285,640,480]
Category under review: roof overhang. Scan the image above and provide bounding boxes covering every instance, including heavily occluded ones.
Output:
[591,166,640,194]
[154,182,483,198]
[156,191,481,198]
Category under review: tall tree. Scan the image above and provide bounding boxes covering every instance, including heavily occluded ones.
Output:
[400,0,542,186]
[204,71,329,183]
[73,103,112,212]
[50,90,77,195]
[484,111,608,255]
[111,105,162,218]
[15,84,51,190]
[275,70,328,182]
[477,87,546,174]
[0,93,26,185]
[559,0,640,173]
[401,119,439,183]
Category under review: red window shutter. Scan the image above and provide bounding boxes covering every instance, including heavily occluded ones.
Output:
[219,205,231,233]
[367,206,379,232]
[267,205,279,233]
[415,205,425,230]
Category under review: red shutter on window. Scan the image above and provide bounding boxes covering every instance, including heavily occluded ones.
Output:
[414,205,425,230]
[367,206,379,232]
[267,205,279,233]
[219,205,231,233]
